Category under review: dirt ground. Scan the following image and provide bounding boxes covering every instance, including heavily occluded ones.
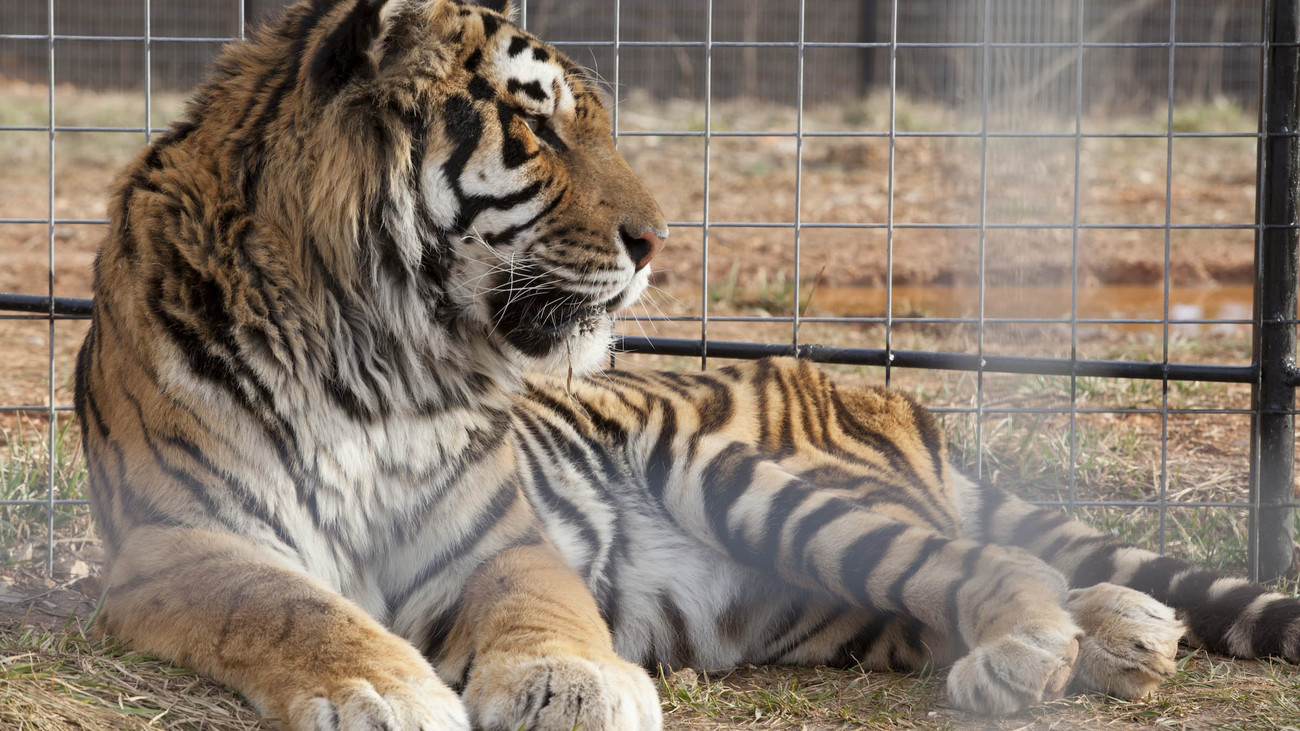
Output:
[0,79,1264,413]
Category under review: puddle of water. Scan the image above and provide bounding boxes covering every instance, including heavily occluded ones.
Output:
[804,284,1255,334]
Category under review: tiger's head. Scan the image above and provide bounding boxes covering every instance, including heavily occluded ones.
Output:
[184,0,666,383]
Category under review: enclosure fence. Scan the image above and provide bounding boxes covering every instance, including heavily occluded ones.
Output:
[0,0,1297,581]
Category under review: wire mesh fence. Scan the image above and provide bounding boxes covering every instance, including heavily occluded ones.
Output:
[0,0,1296,582]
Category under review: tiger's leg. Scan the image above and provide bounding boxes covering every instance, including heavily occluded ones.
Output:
[99,526,468,731]
[668,442,1083,714]
[441,540,661,731]
[958,474,1300,695]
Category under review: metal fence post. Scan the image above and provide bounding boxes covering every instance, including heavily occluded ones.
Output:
[1250,0,1300,583]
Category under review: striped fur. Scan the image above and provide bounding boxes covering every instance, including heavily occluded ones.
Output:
[74,0,1299,728]
[519,360,1300,711]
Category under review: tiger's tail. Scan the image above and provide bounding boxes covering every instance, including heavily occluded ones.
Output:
[964,475,1300,661]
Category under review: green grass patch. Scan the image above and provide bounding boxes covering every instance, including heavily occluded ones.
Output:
[1,418,87,561]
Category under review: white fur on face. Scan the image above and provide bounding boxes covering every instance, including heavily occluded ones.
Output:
[421,26,649,376]
[491,33,576,121]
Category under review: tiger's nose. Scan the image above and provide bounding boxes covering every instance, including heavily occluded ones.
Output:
[620,227,667,271]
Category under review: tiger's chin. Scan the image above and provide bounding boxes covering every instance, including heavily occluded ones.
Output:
[529,310,618,377]
[497,269,649,378]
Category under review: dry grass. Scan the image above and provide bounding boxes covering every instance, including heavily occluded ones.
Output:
[3,608,1300,730]
[0,623,265,730]
[659,653,1300,729]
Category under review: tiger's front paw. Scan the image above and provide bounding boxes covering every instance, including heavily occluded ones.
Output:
[284,671,469,731]
[463,651,662,731]
[946,624,1081,715]
[274,635,469,731]
[1067,582,1184,699]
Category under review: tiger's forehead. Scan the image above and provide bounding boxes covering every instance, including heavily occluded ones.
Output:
[483,30,578,118]
[447,4,598,117]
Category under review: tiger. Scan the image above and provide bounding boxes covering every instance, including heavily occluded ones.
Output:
[72,0,1300,728]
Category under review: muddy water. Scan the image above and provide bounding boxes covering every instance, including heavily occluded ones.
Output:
[805,284,1254,333]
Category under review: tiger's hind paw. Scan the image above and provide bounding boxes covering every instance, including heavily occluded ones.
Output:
[463,652,662,730]
[1066,582,1184,699]
[946,624,1081,715]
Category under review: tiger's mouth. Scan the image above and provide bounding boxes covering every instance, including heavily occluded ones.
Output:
[533,303,608,336]
[485,264,647,361]
[493,291,614,357]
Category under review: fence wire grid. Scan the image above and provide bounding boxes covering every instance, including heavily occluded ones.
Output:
[0,0,1297,582]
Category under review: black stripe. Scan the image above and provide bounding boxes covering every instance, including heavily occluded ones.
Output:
[1126,555,1185,597]
[887,537,945,608]
[830,389,928,487]
[1165,569,1218,609]
[507,78,548,102]
[843,471,954,531]
[975,482,1006,542]
[422,597,465,664]
[1009,509,1071,550]
[594,517,627,633]
[516,415,602,567]
[393,420,508,544]
[1251,598,1300,658]
[758,480,811,570]
[240,0,338,211]
[978,652,1034,704]
[946,545,983,645]
[762,604,845,665]
[840,523,909,609]
[468,75,494,100]
[754,359,776,449]
[830,611,892,667]
[1071,542,1122,587]
[902,396,946,481]
[481,187,568,247]
[1038,533,1077,564]
[480,11,500,38]
[309,0,387,96]
[788,497,852,576]
[162,431,300,556]
[1186,583,1265,654]
[464,48,484,73]
[643,398,678,513]
[769,365,797,455]
[699,443,764,567]
[123,393,231,528]
[523,388,626,482]
[387,482,519,610]
[694,375,735,435]
[658,592,696,670]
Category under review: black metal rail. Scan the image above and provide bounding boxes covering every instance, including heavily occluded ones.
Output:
[1250,0,1300,582]
[0,293,91,316]
[616,336,1259,384]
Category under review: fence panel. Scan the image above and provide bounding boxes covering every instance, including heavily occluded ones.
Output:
[0,0,1295,580]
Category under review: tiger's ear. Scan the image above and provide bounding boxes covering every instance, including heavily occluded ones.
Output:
[467,0,518,22]
[309,0,395,96]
